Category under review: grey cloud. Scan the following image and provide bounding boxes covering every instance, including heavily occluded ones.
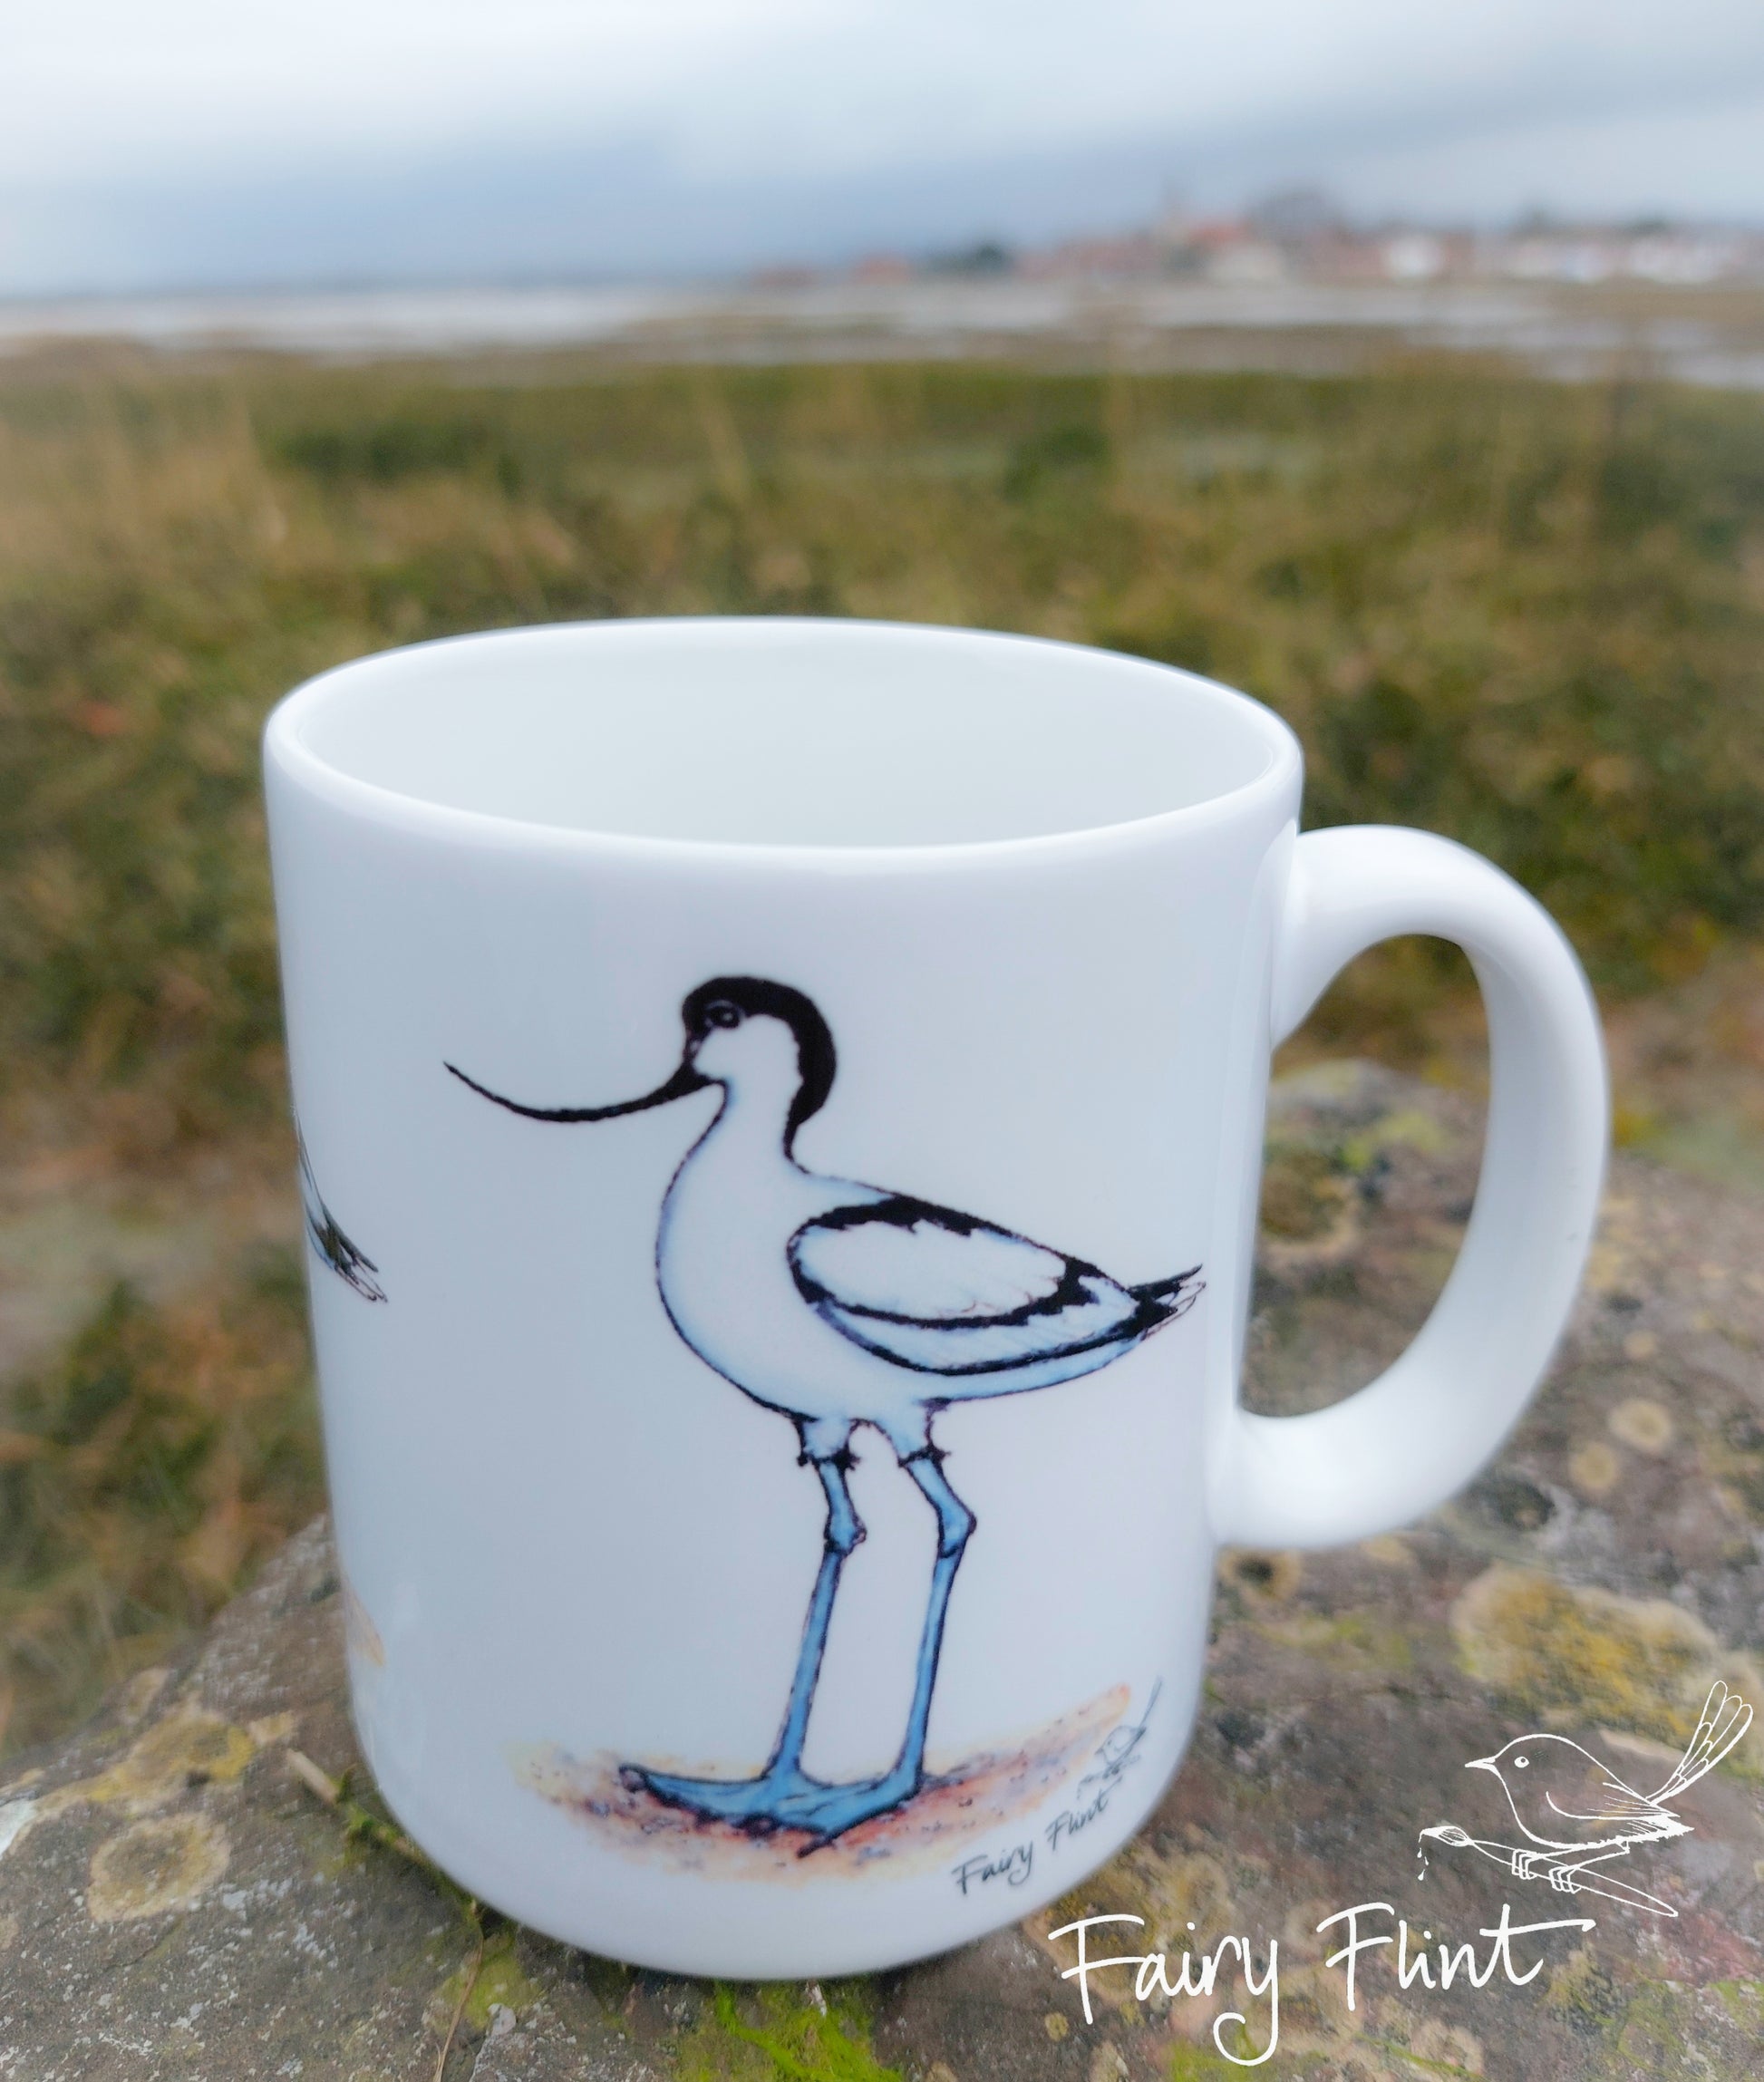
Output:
[5,2,1764,295]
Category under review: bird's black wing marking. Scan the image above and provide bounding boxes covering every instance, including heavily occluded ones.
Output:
[297,1129,387,1303]
[789,1195,1194,1376]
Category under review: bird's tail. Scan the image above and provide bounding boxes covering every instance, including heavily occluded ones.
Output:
[1131,1266,1205,1323]
[1652,1681,1752,1802]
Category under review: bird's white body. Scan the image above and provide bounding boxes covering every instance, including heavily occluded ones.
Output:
[655,1025,1184,1457]
[656,1080,902,1448]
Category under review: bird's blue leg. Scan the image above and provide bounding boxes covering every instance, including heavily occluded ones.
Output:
[785,1442,976,1851]
[761,1453,863,1781]
[629,1441,864,1831]
[888,1448,976,1786]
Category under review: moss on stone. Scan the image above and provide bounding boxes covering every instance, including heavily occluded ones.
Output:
[460,1929,547,2033]
[1544,1942,1624,2035]
[1614,1982,1704,2073]
[1709,1978,1764,2035]
[1252,1612,1417,1672]
[674,1981,900,2081]
[1165,2042,1257,2080]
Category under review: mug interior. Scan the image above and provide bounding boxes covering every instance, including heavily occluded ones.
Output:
[276,619,1294,848]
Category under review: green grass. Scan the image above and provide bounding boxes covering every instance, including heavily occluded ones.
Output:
[0,1257,318,1751]
[0,350,1759,1753]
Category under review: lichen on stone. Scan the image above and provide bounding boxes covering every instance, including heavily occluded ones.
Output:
[1567,1440,1623,1497]
[1608,1396,1674,1455]
[1451,1564,1763,1770]
[1220,1548,1304,1606]
[41,1700,258,1821]
[86,1811,230,1922]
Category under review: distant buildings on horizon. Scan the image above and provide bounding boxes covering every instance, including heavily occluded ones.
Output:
[755,197,1764,293]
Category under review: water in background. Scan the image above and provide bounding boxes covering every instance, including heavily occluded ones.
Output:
[3,277,1762,388]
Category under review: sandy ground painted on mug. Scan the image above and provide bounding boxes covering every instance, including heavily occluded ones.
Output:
[509,1683,1129,1880]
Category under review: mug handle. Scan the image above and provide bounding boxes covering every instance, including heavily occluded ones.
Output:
[1215,825,1608,1548]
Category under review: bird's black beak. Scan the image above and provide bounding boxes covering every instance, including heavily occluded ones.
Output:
[445,1055,709,1122]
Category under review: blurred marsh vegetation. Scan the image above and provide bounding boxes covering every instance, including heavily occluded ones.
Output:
[0,350,1760,1755]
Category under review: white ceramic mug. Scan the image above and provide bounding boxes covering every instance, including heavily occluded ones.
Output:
[263,618,1605,1978]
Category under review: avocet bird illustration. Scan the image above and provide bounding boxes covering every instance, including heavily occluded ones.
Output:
[447,976,1201,1846]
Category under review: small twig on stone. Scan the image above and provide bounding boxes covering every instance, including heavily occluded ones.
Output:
[286,1745,491,2074]
[285,1750,480,1917]
[432,1914,486,2082]
[285,1748,341,1806]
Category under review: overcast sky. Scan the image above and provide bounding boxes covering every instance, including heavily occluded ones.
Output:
[5,0,1764,295]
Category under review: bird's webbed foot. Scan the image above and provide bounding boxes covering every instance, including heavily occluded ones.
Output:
[778,1765,924,1851]
[627,1763,825,1830]
[627,1761,921,1845]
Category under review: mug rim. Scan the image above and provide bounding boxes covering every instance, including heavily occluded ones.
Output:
[264,615,1304,867]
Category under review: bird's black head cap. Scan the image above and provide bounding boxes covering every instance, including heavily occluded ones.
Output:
[681,976,836,1150]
